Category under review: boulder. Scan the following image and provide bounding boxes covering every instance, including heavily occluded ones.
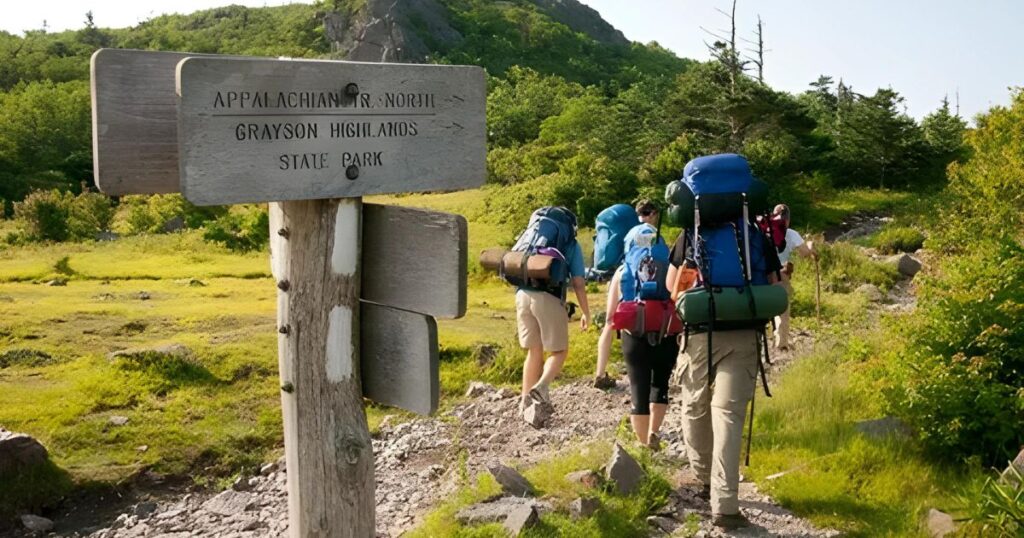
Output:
[0,428,49,474]
[488,464,534,497]
[20,514,54,533]
[855,283,884,302]
[472,343,500,366]
[162,216,185,233]
[523,402,551,429]
[109,415,130,426]
[456,497,537,525]
[999,447,1024,487]
[887,253,922,277]
[926,508,955,537]
[503,504,538,536]
[203,490,255,516]
[647,515,679,534]
[565,469,601,489]
[854,416,911,440]
[606,443,645,495]
[569,496,599,519]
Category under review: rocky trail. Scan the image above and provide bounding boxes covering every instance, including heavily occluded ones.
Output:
[8,225,923,538]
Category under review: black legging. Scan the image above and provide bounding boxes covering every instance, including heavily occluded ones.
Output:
[621,332,679,415]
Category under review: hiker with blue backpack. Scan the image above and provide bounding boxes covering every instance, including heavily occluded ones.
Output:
[500,207,591,423]
[592,200,663,390]
[605,215,682,450]
[664,154,788,530]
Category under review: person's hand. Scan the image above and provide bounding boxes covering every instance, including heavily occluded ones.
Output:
[579,313,590,331]
[806,240,819,259]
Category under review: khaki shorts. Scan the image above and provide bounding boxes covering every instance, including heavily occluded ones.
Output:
[515,289,569,352]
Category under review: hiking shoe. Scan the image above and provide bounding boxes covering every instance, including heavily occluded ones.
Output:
[647,432,661,452]
[712,512,751,530]
[528,383,553,412]
[593,373,617,390]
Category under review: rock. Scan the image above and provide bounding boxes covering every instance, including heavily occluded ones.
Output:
[472,343,500,366]
[523,402,551,429]
[887,253,922,277]
[325,0,463,64]
[854,416,911,440]
[465,381,495,398]
[647,515,678,533]
[0,428,49,474]
[569,496,599,519]
[489,387,517,401]
[162,216,185,233]
[855,283,884,302]
[95,231,120,241]
[46,278,68,286]
[134,501,158,518]
[503,504,538,536]
[926,508,955,537]
[20,514,54,532]
[155,508,186,520]
[565,470,601,489]
[232,475,252,491]
[109,415,130,426]
[203,490,256,516]
[606,443,645,495]
[136,291,151,300]
[488,464,534,497]
[260,462,279,476]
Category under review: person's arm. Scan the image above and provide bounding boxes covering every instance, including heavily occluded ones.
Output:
[572,277,591,330]
[605,266,624,321]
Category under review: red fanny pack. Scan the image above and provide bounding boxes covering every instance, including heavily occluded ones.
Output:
[610,300,683,335]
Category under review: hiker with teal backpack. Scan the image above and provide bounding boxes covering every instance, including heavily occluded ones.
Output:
[606,215,682,450]
[502,206,591,424]
[592,200,662,390]
[664,154,786,530]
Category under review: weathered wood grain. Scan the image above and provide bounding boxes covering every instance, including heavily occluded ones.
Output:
[91,49,217,195]
[361,203,467,319]
[269,198,373,537]
[360,303,439,415]
[176,57,486,205]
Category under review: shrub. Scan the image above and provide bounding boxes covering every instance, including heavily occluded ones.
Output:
[202,205,270,252]
[874,226,925,254]
[885,239,1024,465]
[14,189,114,241]
[112,194,225,235]
[816,242,899,293]
[961,466,1024,536]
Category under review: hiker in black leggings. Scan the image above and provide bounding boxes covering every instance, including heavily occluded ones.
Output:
[606,263,680,450]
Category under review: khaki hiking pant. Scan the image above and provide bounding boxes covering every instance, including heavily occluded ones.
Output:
[678,330,759,515]
[774,277,793,349]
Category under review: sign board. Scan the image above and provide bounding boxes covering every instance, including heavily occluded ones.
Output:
[362,203,467,319]
[360,303,439,415]
[176,57,486,205]
[91,49,221,195]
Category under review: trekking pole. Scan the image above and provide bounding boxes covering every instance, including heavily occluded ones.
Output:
[814,255,822,325]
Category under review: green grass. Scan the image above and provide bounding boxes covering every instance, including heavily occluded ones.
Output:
[407,441,676,538]
[798,188,913,233]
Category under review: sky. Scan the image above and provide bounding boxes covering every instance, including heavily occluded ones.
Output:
[3,0,1020,122]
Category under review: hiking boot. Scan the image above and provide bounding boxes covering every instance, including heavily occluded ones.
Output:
[647,432,661,452]
[528,383,554,412]
[712,512,751,530]
[593,373,617,390]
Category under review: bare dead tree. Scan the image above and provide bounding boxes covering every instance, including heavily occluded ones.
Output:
[700,0,746,96]
[741,15,766,84]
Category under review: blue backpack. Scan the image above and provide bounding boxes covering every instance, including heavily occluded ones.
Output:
[592,204,639,273]
[505,206,578,294]
[620,224,671,301]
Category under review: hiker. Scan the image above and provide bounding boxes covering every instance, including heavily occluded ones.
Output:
[770,204,816,351]
[512,207,591,420]
[605,221,680,449]
[594,200,662,389]
[664,153,786,530]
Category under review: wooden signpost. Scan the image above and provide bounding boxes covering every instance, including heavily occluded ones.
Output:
[91,48,484,536]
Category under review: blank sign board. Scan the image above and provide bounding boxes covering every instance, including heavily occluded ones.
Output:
[360,303,439,415]
[176,57,486,205]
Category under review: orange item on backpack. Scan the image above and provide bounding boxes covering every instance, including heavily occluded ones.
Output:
[671,265,699,302]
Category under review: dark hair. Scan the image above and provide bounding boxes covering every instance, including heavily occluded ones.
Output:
[635,199,658,217]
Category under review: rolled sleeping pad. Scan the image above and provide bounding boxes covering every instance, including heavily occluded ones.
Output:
[675,284,788,324]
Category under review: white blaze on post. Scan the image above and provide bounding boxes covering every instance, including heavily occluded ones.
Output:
[326,305,354,382]
[332,199,359,276]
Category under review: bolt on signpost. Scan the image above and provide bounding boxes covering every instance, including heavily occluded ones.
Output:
[92,49,485,536]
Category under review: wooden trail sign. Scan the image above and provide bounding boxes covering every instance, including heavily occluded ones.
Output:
[360,303,439,415]
[176,57,486,206]
[91,49,224,195]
